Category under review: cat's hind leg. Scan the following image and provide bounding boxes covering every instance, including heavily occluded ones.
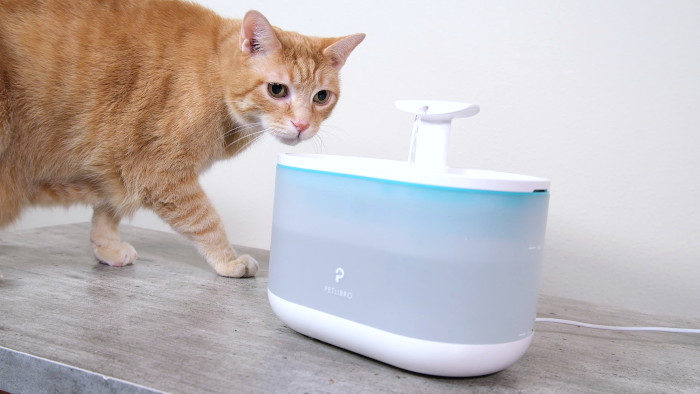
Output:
[0,67,11,158]
[0,103,9,158]
[0,170,27,228]
[90,204,137,267]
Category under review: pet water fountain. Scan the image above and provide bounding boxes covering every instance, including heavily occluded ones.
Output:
[267,100,550,377]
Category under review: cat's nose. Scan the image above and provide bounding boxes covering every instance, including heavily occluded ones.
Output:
[291,121,310,133]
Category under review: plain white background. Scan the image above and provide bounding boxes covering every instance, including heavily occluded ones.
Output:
[10,0,700,320]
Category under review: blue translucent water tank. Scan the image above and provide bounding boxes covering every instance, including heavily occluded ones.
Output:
[268,152,550,377]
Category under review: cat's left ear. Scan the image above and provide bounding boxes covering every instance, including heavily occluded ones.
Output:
[240,10,282,56]
[323,34,366,69]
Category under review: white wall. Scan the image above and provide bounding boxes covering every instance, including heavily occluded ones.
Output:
[12,0,700,320]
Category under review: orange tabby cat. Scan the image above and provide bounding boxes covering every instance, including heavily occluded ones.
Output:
[0,0,364,278]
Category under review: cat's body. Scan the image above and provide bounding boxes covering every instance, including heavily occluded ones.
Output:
[0,0,364,277]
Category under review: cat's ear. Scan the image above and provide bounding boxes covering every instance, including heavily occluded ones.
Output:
[239,10,282,56]
[323,33,366,69]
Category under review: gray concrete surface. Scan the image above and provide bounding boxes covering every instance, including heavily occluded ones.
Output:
[1,223,698,393]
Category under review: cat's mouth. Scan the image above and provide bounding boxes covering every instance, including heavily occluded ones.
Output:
[277,135,302,146]
[269,127,316,146]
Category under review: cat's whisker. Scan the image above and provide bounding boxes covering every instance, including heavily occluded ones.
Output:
[224,123,262,135]
[221,122,265,140]
[224,126,266,143]
[226,127,271,150]
[318,124,347,143]
[231,130,269,154]
[311,133,326,153]
[314,126,343,148]
[224,129,268,151]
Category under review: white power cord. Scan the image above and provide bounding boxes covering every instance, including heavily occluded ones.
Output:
[535,317,700,334]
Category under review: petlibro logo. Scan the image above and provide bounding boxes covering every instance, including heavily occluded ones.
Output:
[324,267,353,300]
[335,267,345,283]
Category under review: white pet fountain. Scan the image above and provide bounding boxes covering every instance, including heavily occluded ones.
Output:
[267,100,550,377]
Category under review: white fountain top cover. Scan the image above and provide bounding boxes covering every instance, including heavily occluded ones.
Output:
[278,100,550,193]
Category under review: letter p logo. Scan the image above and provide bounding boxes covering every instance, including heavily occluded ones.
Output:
[335,267,345,283]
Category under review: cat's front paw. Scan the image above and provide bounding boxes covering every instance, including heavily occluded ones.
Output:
[214,254,258,278]
[92,241,137,267]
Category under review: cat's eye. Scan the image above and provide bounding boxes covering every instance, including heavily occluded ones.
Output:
[314,90,331,104]
[268,83,288,99]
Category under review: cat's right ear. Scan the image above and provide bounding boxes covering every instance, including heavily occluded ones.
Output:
[240,11,282,56]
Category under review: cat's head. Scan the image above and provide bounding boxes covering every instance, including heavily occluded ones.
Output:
[223,11,364,146]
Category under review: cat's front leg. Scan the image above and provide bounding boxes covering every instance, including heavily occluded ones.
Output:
[149,181,258,278]
[91,204,137,267]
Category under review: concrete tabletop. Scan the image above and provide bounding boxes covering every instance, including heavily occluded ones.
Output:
[1,223,698,393]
